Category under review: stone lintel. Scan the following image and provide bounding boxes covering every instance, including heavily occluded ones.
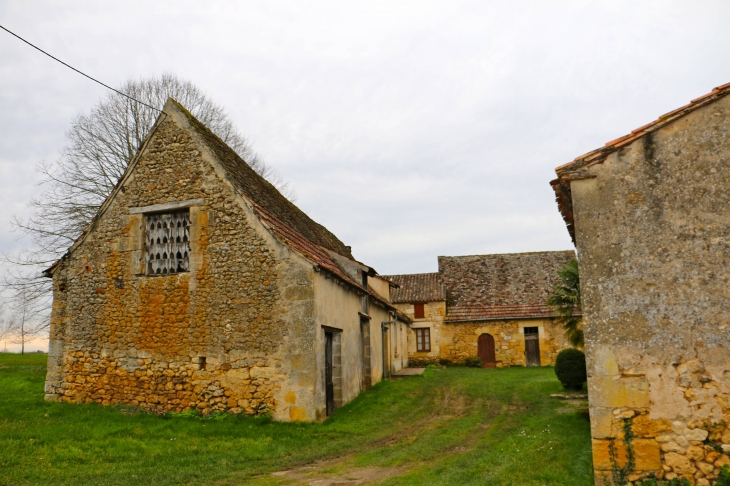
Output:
[129,198,204,214]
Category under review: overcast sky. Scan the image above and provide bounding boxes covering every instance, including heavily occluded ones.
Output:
[2,0,730,280]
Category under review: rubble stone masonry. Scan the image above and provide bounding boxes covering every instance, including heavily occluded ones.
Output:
[565,94,730,484]
[438,318,569,367]
[45,107,318,419]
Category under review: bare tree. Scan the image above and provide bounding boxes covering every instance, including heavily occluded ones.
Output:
[7,286,45,355]
[0,300,18,353]
[3,74,293,330]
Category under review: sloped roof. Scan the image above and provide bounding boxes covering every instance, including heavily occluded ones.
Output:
[173,100,399,310]
[439,251,577,322]
[444,304,555,322]
[383,273,444,304]
[552,82,730,242]
[175,101,353,259]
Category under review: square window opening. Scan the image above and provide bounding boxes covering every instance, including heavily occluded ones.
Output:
[524,327,539,336]
[415,328,431,352]
[145,210,191,275]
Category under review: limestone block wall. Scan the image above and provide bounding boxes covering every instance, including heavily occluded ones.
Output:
[569,94,730,484]
[398,301,445,366]
[439,318,569,367]
[45,108,317,420]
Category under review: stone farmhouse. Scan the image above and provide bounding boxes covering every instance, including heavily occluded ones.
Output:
[552,83,730,484]
[385,251,576,368]
[43,98,411,422]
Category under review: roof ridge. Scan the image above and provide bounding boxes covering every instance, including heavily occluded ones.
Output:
[382,271,440,277]
[555,82,730,176]
[438,250,575,259]
[168,99,354,259]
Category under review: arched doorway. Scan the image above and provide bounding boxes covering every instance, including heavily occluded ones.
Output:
[477,333,496,368]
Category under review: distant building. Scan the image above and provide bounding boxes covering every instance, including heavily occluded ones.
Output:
[552,83,730,484]
[43,98,409,422]
[385,251,576,368]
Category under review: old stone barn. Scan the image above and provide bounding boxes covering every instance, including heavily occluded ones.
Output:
[385,251,576,368]
[43,98,410,422]
[553,83,730,484]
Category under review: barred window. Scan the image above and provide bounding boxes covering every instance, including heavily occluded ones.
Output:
[145,211,191,275]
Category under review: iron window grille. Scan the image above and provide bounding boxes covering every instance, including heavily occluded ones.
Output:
[145,211,191,275]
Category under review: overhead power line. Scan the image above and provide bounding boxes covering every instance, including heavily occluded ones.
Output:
[0,24,162,112]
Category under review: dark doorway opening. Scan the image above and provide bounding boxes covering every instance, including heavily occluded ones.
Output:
[325,331,335,416]
[524,327,541,367]
[477,333,496,368]
[361,318,371,390]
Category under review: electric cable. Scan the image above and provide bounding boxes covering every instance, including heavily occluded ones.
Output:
[0,24,162,112]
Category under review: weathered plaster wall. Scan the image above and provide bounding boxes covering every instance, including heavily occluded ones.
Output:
[439,318,569,366]
[398,301,445,366]
[571,94,730,484]
[313,272,386,418]
[385,319,409,374]
[45,105,317,420]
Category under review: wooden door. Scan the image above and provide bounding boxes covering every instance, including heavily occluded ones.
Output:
[525,333,541,367]
[325,332,335,416]
[477,333,496,368]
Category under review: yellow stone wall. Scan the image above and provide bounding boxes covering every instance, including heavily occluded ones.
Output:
[396,301,445,366]
[439,318,570,367]
[566,94,730,484]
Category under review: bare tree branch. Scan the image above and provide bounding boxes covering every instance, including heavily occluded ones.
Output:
[2,74,295,337]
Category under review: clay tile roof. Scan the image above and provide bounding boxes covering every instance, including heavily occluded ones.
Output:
[175,100,353,259]
[173,101,397,311]
[253,203,395,311]
[439,251,577,322]
[445,304,556,322]
[382,273,444,304]
[552,82,730,243]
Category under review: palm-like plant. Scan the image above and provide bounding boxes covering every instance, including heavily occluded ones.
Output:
[547,259,583,348]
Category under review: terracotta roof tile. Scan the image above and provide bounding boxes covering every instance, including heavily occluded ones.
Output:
[175,100,353,259]
[445,304,561,322]
[552,82,730,242]
[439,251,576,321]
[382,273,444,304]
[250,197,396,312]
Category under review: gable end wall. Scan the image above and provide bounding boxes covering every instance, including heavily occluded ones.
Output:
[44,107,319,420]
[570,94,730,484]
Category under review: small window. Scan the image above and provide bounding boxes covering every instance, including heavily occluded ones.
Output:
[414,303,425,319]
[145,211,191,275]
[524,327,539,335]
[415,328,430,352]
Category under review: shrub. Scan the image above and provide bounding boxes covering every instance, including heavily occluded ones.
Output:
[464,357,483,368]
[554,348,586,390]
[718,465,730,486]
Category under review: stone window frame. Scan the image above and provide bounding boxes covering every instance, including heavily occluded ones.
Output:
[129,199,204,277]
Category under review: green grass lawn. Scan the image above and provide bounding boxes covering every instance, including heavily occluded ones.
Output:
[0,353,593,485]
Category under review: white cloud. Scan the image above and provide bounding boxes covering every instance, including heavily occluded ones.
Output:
[1,0,729,282]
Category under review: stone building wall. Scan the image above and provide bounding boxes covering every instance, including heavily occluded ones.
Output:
[399,301,445,366]
[313,272,389,417]
[45,104,318,420]
[438,318,569,367]
[564,93,730,484]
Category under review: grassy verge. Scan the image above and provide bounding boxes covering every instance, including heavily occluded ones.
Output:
[0,353,592,485]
